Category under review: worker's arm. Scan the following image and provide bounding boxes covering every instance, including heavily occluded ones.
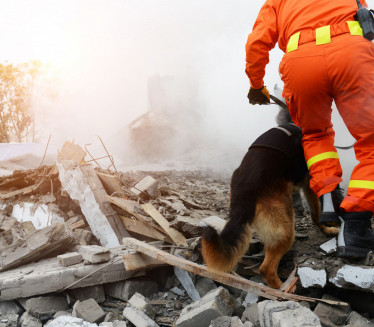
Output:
[245,0,278,89]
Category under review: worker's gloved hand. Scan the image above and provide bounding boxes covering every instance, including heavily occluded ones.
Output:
[248,86,270,105]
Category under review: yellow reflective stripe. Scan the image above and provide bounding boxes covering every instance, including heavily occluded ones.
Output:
[287,32,300,52]
[316,25,331,45]
[307,151,339,169]
[348,180,374,190]
[347,21,363,36]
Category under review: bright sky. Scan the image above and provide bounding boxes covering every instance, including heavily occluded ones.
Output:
[0,0,373,155]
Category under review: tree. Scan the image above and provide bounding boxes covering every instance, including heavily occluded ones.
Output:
[0,61,51,143]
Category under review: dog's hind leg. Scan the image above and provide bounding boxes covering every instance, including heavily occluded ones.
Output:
[253,183,295,289]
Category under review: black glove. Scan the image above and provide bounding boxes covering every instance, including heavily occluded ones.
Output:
[248,86,270,105]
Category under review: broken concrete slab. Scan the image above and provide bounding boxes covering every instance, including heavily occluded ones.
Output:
[175,287,236,327]
[68,285,106,304]
[329,264,374,292]
[319,238,337,254]
[200,216,226,234]
[57,252,83,267]
[123,306,159,327]
[346,311,374,327]
[19,312,42,327]
[0,246,137,301]
[128,293,156,319]
[57,150,130,247]
[72,299,106,324]
[130,175,160,199]
[45,315,98,327]
[298,266,327,289]
[0,313,18,327]
[170,216,203,238]
[79,245,110,264]
[0,223,75,272]
[0,301,21,315]
[25,296,68,319]
[313,294,351,326]
[104,278,159,301]
[258,300,321,327]
[174,267,200,302]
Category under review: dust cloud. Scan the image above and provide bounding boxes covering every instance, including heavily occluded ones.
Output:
[0,0,368,178]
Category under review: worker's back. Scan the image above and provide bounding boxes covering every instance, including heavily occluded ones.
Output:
[267,0,367,51]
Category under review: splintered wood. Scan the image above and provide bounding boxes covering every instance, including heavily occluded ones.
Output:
[122,238,348,306]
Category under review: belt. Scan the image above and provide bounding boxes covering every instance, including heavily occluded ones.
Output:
[287,21,363,52]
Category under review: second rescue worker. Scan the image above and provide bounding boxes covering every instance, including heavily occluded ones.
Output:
[245,0,374,258]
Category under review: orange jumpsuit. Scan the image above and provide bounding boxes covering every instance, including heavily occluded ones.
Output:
[245,0,374,213]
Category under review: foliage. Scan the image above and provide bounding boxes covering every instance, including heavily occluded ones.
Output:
[0,61,51,142]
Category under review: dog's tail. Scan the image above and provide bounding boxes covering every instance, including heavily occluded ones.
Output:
[201,211,253,273]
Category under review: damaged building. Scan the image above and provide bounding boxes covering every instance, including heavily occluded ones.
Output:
[0,140,374,327]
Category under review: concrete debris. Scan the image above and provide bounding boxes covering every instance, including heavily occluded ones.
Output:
[175,287,236,327]
[128,292,156,319]
[130,175,160,199]
[2,148,374,326]
[79,245,110,264]
[258,300,321,327]
[72,299,106,324]
[25,296,69,319]
[57,252,83,267]
[123,306,159,327]
[0,223,75,272]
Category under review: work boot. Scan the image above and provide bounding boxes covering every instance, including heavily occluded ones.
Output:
[337,211,374,258]
[319,185,344,226]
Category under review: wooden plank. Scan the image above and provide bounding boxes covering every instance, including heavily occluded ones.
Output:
[120,216,170,242]
[97,172,125,197]
[122,238,349,306]
[0,179,44,200]
[123,251,166,271]
[68,220,86,230]
[105,196,168,235]
[141,203,188,247]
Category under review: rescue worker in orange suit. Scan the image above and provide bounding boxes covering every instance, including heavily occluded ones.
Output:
[246,0,374,258]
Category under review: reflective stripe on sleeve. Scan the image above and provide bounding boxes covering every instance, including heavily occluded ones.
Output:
[348,180,374,190]
[307,151,339,169]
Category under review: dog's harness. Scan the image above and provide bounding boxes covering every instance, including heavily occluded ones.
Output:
[250,123,303,160]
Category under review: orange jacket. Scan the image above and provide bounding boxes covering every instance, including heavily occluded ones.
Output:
[245,0,368,89]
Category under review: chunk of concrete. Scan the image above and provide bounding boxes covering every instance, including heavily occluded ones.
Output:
[346,311,374,327]
[128,293,156,319]
[0,223,75,272]
[174,267,200,302]
[176,287,236,327]
[0,301,21,315]
[329,265,374,292]
[258,300,321,327]
[57,252,83,267]
[25,296,69,319]
[123,306,159,327]
[73,229,93,246]
[196,278,217,298]
[79,245,110,264]
[319,238,337,254]
[45,315,98,327]
[130,176,160,199]
[298,266,327,288]
[104,278,158,301]
[313,294,351,327]
[0,314,18,327]
[72,299,106,324]
[210,316,244,327]
[19,312,42,327]
[0,246,136,301]
[68,285,106,304]
[241,303,259,327]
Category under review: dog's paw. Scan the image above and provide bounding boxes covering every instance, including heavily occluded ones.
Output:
[320,225,339,236]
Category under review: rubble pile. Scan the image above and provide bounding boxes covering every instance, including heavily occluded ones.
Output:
[1,142,374,327]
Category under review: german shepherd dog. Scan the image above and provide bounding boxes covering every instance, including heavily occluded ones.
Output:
[201,106,339,289]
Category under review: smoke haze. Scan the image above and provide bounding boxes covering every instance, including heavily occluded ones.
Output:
[0,0,372,178]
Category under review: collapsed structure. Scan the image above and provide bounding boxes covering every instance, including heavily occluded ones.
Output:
[0,141,374,327]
